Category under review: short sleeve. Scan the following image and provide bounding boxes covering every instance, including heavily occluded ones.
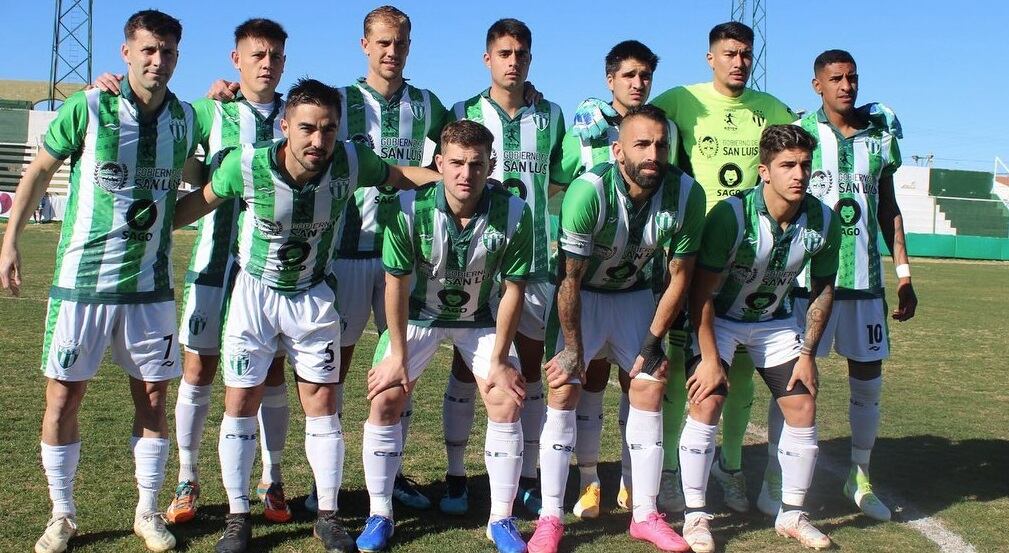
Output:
[209,147,244,199]
[767,97,797,125]
[382,205,414,276]
[558,176,601,258]
[43,91,89,160]
[501,204,533,281]
[551,128,585,186]
[696,201,740,272]
[670,182,706,257]
[810,210,842,280]
[882,133,902,177]
[354,142,391,188]
[190,98,216,153]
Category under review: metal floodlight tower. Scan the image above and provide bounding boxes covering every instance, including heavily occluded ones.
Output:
[48,0,93,110]
[730,0,767,91]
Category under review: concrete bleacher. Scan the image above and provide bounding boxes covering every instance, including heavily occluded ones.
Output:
[0,142,70,194]
[929,168,1009,238]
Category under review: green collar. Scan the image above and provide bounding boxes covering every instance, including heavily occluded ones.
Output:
[235,90,284,123]
[268,139,327,190]
[814,107,876,139]
[753,182,804,235]
[120,76,175,124]
[435,180,492,217]
[356,77,409,106]
[479,87,533,123]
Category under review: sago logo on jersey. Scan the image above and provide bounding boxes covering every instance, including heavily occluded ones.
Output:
[482,229,506,253]
[55,339,80,369]
[437,289,471,312]
[743,291,777,314]
[94,161,129,193]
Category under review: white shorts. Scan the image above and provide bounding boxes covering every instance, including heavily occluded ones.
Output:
[332,256,386,347]
[179,280,229,354]
[41,298,181,382]
[794,297,889,362]
[689,316,802,368]
[510,280,554,341]
[373,324,519,382]
[545,288,659,381]
[220,270,342,388]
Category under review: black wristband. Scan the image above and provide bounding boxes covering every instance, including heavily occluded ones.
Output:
[638,332,665,375]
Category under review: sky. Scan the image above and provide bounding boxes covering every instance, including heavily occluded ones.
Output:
[2,0,1007,173]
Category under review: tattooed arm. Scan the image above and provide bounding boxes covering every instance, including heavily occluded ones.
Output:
[543,255,588,388]
[789,275,835,397]
[878,173,917,321]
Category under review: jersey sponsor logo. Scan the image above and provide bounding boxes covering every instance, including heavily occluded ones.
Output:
[290,221,335,238]
[410,100,426,121]
[55,339,80,369]
[482,229,506,253]
[531,112,550,132]
[723,110,738,131]
[836,173,879,195]
[809,170,832,197]
[437,288,471,312]
[718,163,744,189]
[801,228,826,254]
[743,291,777,314]
[605,261,637,281]
[228,348,251,376]
[495,178,528,201]
[835,198,862,235]
[350,133,375,151]
[504,125,521,149]
[277,240,311,268]
[698,136,719,159]
[123,199,158,241]
[760,269,800,286]
[94,161,129,193]
[380,137,424,163]
[503,150,550,176]
[730,263,759,284]
[445,268,488,286]
[330,176,351,200]
[254,217,283,236]
[169,117,188,143]
[189,311,207,336]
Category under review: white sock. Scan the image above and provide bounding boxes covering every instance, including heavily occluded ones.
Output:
[219,415,258,513]
[175,381,211,483]
[306,414,344,512]
[400,395,414,456]
[575,389,604,488]
[258,383,289,484]
[485,420,523,521]
[363,422,402,519]
[333,382,345,420]
[618,393,632,488]
[442,374,476,476]
[41,441,80,517]
[132,437,170,516]
[538,407,575,519]
[627,406,663,523]
[778,423,818,507]
[678,416,718,509]
[849,376,882,467]
[520,380,545,480]
[766,399,785,477]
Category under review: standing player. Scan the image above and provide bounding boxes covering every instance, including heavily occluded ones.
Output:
[328,5,449,511]
[529,106,704,553]
[173,79,438,553]
[0,10,199,553]
[357,119,532,553]
[552,39,683,519]
[679,125,838,552]
[756,49,917,521]
[440,18,564,515]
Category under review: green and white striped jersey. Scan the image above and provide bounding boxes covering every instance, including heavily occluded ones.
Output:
[450,89,564,282]
[383,181,532,327]
[211,140,389,293]
[336,79,448,258]
[795,109,901,298]
[186,93,284,286]
[43,84,200,303]
[697,185,841,322]
[558,163,704,292]
[553,110,680,186]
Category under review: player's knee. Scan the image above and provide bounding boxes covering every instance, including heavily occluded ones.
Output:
[547,382,580,410]
[483,389,521,423]
[848,360,882,380]
[182,352,218,386]
[778,395,816,427]
[44,380,86,422]
[369,387,408,424]
[629,376,665,409]
[688,395,725,424]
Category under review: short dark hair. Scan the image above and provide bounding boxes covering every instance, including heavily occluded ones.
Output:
[440,120,495,157]
[813,49,857,74]
[605,40,659,76]
[486,18,532,51]
[364,5,411,36]
[234,18,287,45]
[285,78,342,119]
[620,104,669,130]
[124,10,182,43]
[708,21,753,47]
[759,125,817,164]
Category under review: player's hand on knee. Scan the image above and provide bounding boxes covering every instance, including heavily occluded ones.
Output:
[893,280,917,321]
[686,357,727,404]
[486,359,525,407]
[788,356,818,399]
[89,72,123,94]
[0,245,22,296]
[207,79,240,101]
[543,347,583,389]
[367,357,409,400]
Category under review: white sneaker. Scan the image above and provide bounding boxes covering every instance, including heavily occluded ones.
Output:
[682,512,715,553]
[133,512,176,552]
[657,469,685,514]
[35,515,78,553]
[757,466,782,517]
[710,460,749,512]
[775,510,831,550]
[843,467,892,521]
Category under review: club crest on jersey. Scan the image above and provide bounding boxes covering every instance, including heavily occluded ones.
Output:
[189,311,207,336]
[350,133,375,151]
[329,176,351,200]
[169,117,187,143]
[531,112,550,132]
[865,137,882,155]
[55,339,80,369]
[482,229,506,253]
[410,100,426,121]
[254,217,283,236]
[229,349,251,376]
[655,210,677,237]
[94,161,129,193]
[801,228,826,254]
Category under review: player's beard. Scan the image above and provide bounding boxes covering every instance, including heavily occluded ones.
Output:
[626,159,667,190]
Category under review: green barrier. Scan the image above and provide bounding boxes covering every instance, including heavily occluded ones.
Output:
[894,233,1009,261]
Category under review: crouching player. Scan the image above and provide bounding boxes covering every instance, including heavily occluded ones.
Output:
[678,125,839,551]
[358,120,533,553]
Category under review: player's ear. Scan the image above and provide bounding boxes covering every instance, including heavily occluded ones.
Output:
[360,36,369,54]
[435,153,444,174]
[705,50,715,70]
[811,76,821,96]
[757,163,770,184]
[612,140,623,164]
[230,49,240,69]
[120,42,130,64]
